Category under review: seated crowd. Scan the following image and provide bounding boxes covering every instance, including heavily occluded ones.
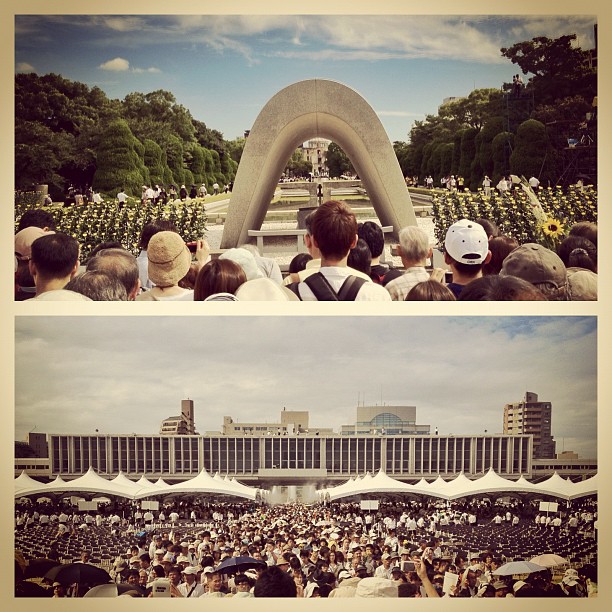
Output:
[14,203,597,301]
[15,498,597,598]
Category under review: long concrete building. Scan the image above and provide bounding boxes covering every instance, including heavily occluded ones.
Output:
[46,431,534,488]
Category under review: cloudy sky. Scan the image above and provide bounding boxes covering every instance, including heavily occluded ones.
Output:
[14,12,597,142]
[15,316,597,458]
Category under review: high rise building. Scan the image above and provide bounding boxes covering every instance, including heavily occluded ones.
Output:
[503,391,556,459]
[160,399,196,435]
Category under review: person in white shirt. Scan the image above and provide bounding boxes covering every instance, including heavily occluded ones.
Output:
[528,175,540,190]
[385,226,438,301]
[290,201,390,301]
[177,566,205,597]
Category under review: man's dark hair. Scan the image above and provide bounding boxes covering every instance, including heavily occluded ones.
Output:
[358,221,384,258]
[483,235,519,276]
[289,556,302,570]
[288,252,313,274]
[475,217,500,239]
[310,200,357,260]
[458,275,547,301]
[347,238,372,276]
[86,248,139,297]
[65,271,128,301]
[17,209,57,232]
[253,566,297,597]
[234,573,252,586]
[30,232,79,277]
[557,235,597,272]
[569,220,597,247]
[138,219,178,249]
[443,249,485,279]
[398,582,419,597]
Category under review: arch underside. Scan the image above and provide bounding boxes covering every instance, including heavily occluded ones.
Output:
[221,79,417,249]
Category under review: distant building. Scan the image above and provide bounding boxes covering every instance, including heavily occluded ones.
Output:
[341,405,430,436]
[160,399,196,435]
[439,96,464,112]
[300,139,330,177]
[503,391,556,459]
[27,432,49,458]
[220,409,333,436]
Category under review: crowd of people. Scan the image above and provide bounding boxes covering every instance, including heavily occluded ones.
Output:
[15,497,597,598]
[14,199,597,301]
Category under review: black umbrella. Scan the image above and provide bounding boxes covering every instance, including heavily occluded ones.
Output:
[25,558,62,579]
[215,555,267,576]
[15,580,52,598]
[44,562,111,586]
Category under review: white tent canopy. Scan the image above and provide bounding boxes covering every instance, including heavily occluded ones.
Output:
[15,468,261,502]
[134,468,258,501]
[318,468,597,503]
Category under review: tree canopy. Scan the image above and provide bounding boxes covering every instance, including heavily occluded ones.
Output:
[15,74,237,198]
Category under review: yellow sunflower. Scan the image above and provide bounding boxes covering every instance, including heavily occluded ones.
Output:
[541,217,565,238]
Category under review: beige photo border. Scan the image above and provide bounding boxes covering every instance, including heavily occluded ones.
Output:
[2,2,608,611]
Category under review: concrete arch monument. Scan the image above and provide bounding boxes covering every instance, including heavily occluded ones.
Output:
[220,79,417,248]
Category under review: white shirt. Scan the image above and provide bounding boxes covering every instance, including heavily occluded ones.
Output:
[178,581,205,598]
[529,177,540,188]
[295,267,391,301]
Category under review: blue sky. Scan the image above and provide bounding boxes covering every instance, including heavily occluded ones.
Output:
[14,14,597,143]
[15,316,597,459]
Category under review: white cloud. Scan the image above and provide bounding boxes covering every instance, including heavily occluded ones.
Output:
[99,57,130,72]
[16,62,35,73]
[377,110,421,118]
[132,67,162,74]
[99,57,161,74]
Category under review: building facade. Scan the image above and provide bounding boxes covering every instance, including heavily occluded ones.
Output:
[503,392,556,459]
[47,432,534,487]
[300,139,330,177]
[159,399,196,435]
[341,405,430,436]
[219,409,332,436]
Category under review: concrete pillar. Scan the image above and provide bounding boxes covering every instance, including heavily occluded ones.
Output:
[221,79,417,248]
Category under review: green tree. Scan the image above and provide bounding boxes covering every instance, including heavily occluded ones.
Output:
[477,117,505,179]
[165,135,185,187]
[15,73,114,193]
[122,90,196,144]
[187,143,206,185]
[144,139,166,187]
[491,131,515,182]
[226,137,246,165]
[510,119,550,179]
[458,127,479,188]
[15,121,73,191]
[393,141,410,177]
[284,149,312,178]
[325,142,354,178]
[501,34,597,106]
[92,119,146,195]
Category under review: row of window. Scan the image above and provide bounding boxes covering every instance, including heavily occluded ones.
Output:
[51,434,531,477]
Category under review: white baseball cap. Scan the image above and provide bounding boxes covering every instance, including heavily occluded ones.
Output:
[444,219,489,265]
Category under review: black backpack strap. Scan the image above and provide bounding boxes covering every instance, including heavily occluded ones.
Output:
[337,275,367,301]
[286,282,303,300]
[303,272,340,301]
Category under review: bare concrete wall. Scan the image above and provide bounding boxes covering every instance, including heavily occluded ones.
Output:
[221,79,417,249]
